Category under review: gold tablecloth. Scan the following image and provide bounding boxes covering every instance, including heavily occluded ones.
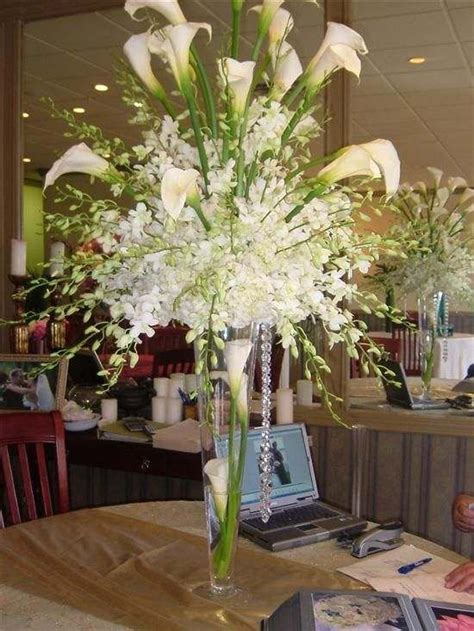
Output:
[0,502,467,630]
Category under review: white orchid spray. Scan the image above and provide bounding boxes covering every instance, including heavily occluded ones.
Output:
[29,0,406,587]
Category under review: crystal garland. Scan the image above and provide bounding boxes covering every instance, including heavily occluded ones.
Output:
[442,293,449,362]
[259,322,273,523]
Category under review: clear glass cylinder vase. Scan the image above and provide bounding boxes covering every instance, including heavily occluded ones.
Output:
[195,323,259,597]
[418,292,444,400]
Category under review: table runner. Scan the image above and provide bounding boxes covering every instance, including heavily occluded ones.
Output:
[0,508,363,630]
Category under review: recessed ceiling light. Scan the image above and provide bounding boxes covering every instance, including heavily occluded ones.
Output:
[22,112,29,118]
[23,157,31,163]
[94,83,109,92]
[73,107,86,114]
[408,57,426,64]
[133,101,143,108]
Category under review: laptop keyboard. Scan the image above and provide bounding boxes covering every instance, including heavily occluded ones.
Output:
[244,503,338,531]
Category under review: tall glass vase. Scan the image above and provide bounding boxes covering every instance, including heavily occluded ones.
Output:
[418,292,444,400]
[195,323,259,597]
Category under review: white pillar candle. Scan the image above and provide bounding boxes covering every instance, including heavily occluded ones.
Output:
[168,379,183,399]
[153,377,169,397]
[170,372,185,390]
[50,241,65,276]
[296,379,313,406]
[101,398,118,422]
[152,396,168,423]
[276,388,294,425]
[278,348,290,389]
[184,373,197,393]
[10,239,27,276]
[167,398,183,424]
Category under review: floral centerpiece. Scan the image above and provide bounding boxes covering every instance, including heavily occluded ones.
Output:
[373,168,474,396]
[26,0,403,596]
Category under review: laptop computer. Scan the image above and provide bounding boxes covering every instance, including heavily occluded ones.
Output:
[380,359,450,410]
[231,424,367,552]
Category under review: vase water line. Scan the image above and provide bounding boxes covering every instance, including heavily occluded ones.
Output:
[195,323,259,596]
[418,292,444,400]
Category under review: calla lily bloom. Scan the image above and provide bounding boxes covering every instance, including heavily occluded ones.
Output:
[124,0,186,24]
[161,167,200,219]
[358,140,400,197]
[236,374,249,418]
[123,32,164,97]
[149,22,211,92]
[254,0,285,34]
[305,22,367,89]
[427,166,444,188]
[220,58,255,114]
[203,457,229,522]
[223,339,253,397]
[270,41,303,100]
[250,6,294,51]
[447,176,467,192]
[44,143,110,189]
[317,145,381,187]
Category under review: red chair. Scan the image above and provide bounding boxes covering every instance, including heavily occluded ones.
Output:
[391,321,421,376]
[140,324,190,355]
[350,337,401,378]
[0,411,69,527]
[152,348,195,377]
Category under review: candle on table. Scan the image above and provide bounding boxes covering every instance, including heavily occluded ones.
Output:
[50,241,65,276]
[296,379,313,406]
[101,398,118,423]
[168,379,183,399]
[153,377,169,397]
[184,373,197,393]
[276,388,293,425]
[152,397,167,423]
[10,239,27,276]
[167,398,183,424]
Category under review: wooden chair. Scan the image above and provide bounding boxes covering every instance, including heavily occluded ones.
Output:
[152,348,195,377]
[0,411,69,527]
[391,321,421,376]
[140,324,190,355]
[350,337,401,378]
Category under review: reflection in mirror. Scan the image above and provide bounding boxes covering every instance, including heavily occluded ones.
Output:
[348,0,474,387]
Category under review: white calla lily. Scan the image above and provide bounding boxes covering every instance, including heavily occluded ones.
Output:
[317,145,381,186]
[124,0,186,24]
[447,176,467,192]
[223,339,253,397]
[270,41,303,100]
[251,6,294,51]
[161,167,200,219]
[203,457,229,522]
[427,166,444,188]
[306,22,367,89]
[220,58,255,114]
[123,32,164,96]
[358,139,400,197]
[44,143,110,190]
[236,374,249,418]
[149,22,211,92]
[254,0,285,33]
[459,187,474,205]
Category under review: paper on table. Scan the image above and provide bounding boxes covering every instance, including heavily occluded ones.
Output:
[339,544,474,606]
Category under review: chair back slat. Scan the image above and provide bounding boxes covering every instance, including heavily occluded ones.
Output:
[153,348,195,378]
[17,444,37,522]
[35,443,53,517]
[0,411,69,527]
[392,321,420,376]
[0,445,21,526]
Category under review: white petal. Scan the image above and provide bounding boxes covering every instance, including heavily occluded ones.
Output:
[203,457,228,521]
[220,58,255,113]
[124,0,186,24]
[358,139,400,197]
[161,167,199,219]
[310,21,367,69]
[447,176,466,192]
[427,166,444,188]
[124,32,162,94]
[271,42,303,99]
[44,143,109,189]
[307,43,361,87]
[223,339,253,396]
[318,145,381,185]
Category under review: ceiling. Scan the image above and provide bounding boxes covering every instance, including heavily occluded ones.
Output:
[23,0,474,186]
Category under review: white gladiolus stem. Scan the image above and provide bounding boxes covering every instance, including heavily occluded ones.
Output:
[270,42,303,100]
[161,168,199,219]
[358,139,400,197]
[149,22,211,92]
[203,457,229,522]
[317,145,381,186]
[124,0,186,24]
[224,339,253,397]
[123,32,163,96]
[220,58,256,115]
[44,143,110,189]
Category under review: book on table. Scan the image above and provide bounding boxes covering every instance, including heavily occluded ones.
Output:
[263,589,474,630]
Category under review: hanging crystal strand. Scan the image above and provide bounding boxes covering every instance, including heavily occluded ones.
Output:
[443,293,449,362]
[259,322,273,523]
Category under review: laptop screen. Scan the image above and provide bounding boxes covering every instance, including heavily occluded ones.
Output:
[241,425,316,506]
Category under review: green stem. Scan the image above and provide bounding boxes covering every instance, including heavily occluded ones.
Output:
[284,185,326,223]
[154,88,177,119]
[191,48,218,138]
[286,151,337,182]
[183,83,210,192]
[188,197,211,232]
[231,6,241,59]
[251,31,266,62]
